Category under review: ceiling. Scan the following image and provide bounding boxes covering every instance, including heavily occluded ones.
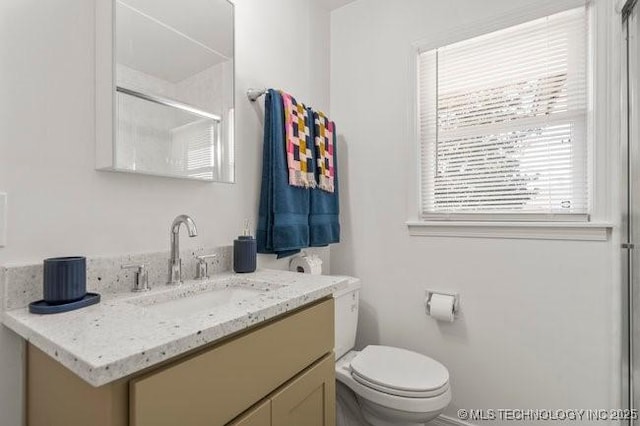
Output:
[326,0,358,11]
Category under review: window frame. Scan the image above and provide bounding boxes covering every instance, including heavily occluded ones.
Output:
[405,0,614,240]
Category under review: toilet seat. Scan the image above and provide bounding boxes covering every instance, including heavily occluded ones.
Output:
[352,371,450,398]
[350,345,449,398]
[335,349,452,415]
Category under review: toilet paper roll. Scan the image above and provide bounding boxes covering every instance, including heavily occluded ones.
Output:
[429,294,455,322]
[289,254,323,275]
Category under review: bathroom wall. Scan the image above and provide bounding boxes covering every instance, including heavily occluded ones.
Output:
[0,0,331,424]
[330,0,621,423]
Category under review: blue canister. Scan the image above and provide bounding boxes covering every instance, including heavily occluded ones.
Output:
[234,220,257,273]
[43,256,87,305]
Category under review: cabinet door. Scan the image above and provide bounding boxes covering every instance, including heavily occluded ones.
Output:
[271,354,335,426]
[228,400,271,426]
[130,299,334,426]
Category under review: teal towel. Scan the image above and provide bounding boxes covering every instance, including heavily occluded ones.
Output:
[309,110,340,246]
[257,90,309,258]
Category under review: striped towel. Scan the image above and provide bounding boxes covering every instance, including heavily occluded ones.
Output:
[313,111,335,193]
[282,92,316,188]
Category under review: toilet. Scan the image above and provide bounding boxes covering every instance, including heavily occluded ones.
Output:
[334,277,451,426]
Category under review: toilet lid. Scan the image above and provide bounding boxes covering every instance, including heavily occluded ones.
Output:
[350,346,449,394]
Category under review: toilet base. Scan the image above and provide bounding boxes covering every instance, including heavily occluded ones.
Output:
[358,397,442,425]
[336,383,440,426]
[336,381,368,426]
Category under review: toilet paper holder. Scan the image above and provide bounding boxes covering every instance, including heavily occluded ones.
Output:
[424,290,460,316]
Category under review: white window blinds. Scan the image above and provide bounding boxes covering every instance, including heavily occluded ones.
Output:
[418,7,588,219]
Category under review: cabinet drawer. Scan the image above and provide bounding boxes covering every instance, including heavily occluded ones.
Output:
[130,298,334,426]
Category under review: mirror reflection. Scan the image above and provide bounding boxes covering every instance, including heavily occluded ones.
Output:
[114,0,234,182]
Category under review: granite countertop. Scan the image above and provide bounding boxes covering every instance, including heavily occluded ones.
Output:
[2,269,348,387]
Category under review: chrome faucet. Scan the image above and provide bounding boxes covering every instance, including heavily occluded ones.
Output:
[168,215,198,285]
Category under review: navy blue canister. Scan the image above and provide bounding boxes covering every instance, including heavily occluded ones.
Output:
[43,256,87,305]
[234,236,257,273]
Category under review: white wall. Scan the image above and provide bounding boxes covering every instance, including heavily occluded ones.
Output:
[330,0,621,423]
[0,0,331,424]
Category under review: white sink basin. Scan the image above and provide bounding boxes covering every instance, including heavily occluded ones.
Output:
[128,279,281,317]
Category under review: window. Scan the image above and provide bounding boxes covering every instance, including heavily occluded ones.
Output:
[417,7,589,221]
[170,119,219,180]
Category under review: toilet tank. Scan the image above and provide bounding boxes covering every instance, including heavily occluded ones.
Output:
[333,277,361,360]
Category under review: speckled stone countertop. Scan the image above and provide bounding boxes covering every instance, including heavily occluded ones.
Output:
[3,269,347,387]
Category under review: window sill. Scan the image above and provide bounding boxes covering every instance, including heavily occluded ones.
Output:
[406,220,613,241]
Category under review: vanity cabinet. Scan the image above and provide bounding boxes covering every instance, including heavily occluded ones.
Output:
[228,354,335,426]
[228,400,271,426]
[270,354,335,426]
[27,298,335,426]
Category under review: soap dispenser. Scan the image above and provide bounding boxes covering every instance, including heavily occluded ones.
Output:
[233,219,257,273]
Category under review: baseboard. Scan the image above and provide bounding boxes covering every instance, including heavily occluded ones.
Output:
[431,414,477,426]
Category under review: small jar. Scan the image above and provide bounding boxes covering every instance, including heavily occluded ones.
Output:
[43,256,87,305]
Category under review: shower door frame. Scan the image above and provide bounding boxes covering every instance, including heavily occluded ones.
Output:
[624,1,639,424]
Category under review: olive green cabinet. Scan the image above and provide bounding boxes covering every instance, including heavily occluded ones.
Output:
[270,354,335,426]
[27,298,335,426]
[228,354,335,426]
[228,400,271,426]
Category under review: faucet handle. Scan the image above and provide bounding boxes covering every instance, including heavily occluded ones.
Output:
[195,254,218,280]
[121,264,150,292]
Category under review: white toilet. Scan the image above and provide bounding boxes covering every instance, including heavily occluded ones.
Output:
[334,277,451,426]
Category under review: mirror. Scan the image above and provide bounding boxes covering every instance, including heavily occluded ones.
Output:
[97,0,235,182]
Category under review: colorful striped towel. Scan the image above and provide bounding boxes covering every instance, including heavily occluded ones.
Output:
[282,92,316,188]
[313,111,335,193]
